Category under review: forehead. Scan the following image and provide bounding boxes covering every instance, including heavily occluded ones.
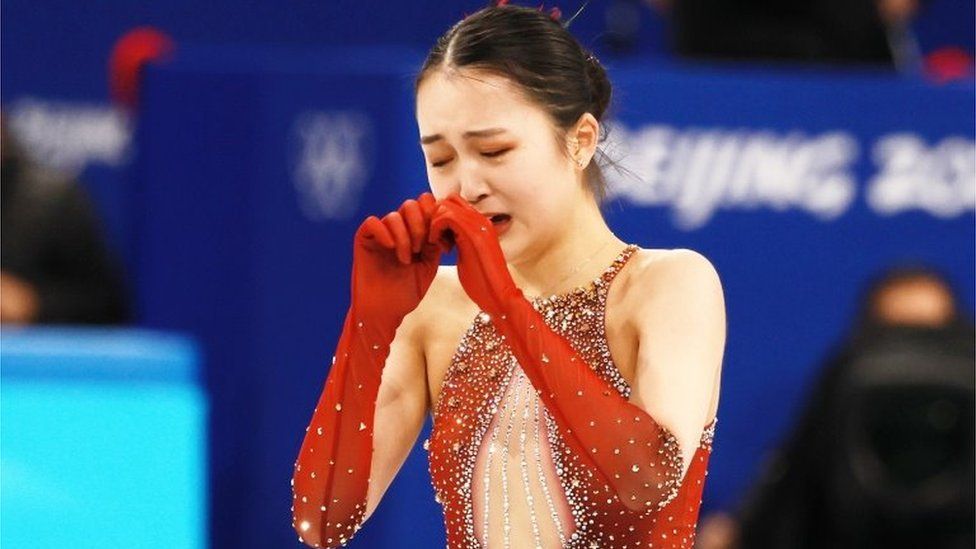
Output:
[415,68,550,136]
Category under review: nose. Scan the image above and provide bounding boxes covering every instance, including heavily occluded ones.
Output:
[459,186,488,204]
[455,159,490,204]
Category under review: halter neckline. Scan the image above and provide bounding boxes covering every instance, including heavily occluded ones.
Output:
[527,243,639,304]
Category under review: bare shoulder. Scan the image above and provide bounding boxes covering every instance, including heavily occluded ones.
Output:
[631,247,723,301]
[633,247,721,280]
[624,247,726,335]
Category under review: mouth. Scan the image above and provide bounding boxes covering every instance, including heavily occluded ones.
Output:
[489,214,512,234]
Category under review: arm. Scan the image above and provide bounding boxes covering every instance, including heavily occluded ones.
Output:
[429,196,725,514]
[483,266,722,513]
[292,193,442,548]
[362,307,430,522]
[291,307,388,548]
[628,250,726,479]
[291,303,429,547]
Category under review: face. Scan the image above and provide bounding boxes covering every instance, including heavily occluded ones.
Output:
[873,278,955,327]
[416,67,583,263]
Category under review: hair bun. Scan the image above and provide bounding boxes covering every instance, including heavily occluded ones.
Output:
[583,52,611,120]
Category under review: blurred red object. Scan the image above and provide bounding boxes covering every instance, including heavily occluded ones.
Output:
[923,47,974,84]
[108,27,175,111]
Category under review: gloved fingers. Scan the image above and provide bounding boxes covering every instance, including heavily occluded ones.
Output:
[443,194,482,223]
[418,193,448,259]
[432,197,493,248]
[417,192,437,220]
[428,207,459,250]
[441,194,491,232]
[357,215,394,250]
[398,199,426,254]
[381,211,412,265]
[419,239,445,263]
[435,197,514,294]
[446,193,471,210]
[434,206,493,279]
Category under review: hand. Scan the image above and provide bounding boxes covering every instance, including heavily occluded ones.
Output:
[427,194,520,316]
[351,192,444,328]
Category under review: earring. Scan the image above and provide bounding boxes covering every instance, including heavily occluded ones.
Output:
[570,139,584,168]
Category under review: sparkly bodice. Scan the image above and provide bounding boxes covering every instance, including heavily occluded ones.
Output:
[425,244,716,548]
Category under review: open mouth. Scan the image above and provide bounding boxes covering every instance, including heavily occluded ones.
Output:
[489,214,512,235]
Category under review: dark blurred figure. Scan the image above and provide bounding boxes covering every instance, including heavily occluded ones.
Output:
[1,115,131,325]
[698,264,975,549]
[646,0,923,70]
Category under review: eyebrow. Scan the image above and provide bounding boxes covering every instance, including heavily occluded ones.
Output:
[420,128,508,145]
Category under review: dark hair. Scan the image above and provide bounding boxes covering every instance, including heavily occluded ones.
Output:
[414,2,614,204]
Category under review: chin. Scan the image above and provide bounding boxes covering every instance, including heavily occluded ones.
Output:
[497,234,516,262]
[499,235,534,267]
[498,238,512,259]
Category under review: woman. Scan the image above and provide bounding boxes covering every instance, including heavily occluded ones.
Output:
[292,3,726,547]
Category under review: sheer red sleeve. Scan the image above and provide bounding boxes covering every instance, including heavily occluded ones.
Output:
[291,306,391,547]
[429,194,684,514]
[292,194,441,547]
[488,290,684,513]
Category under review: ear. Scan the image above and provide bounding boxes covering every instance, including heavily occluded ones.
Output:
[570,113,600,169]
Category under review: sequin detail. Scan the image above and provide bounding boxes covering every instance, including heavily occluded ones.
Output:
[428,244,717,548]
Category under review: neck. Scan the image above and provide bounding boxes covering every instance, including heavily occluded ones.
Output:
[507,196,626,298]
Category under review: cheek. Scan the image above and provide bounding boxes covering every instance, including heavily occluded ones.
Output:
[425,172,451,200]
[498,153,550,193]
[499,164,563,216]
[512,188,559,231]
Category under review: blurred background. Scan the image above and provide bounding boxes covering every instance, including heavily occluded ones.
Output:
[1,0,973,548]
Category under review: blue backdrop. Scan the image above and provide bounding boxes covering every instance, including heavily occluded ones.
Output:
[129,44,974,548]
[2,0,972,268]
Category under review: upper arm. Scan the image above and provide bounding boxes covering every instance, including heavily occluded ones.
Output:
[628,249,726,478]
[363,301,430,521]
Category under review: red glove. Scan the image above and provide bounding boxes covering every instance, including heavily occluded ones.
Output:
[292,192,444,548]
[429,193,684,514]
[350,192,444,334]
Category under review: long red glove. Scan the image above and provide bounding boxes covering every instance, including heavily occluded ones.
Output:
[429,194,684,514]
[292,192,444,548]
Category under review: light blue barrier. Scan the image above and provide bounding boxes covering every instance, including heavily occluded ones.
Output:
[0,327,207,548]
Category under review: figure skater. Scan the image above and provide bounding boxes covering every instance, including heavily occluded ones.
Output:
[292,2,726,547]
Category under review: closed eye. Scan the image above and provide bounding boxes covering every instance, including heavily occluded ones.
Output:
[430,148,510,168]
[482,148,510,158]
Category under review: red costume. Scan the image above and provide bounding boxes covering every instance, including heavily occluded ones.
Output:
[292,193,716,548]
